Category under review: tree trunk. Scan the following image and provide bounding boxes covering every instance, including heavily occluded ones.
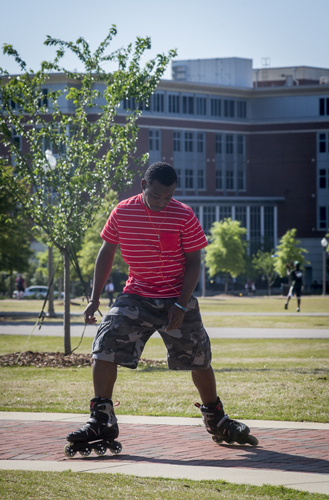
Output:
[63,247,71,354]
[48,245,56,317]
[9,269,13,298]
[58,271,62,301]
[225,273,229,294]
[268,278,271,296]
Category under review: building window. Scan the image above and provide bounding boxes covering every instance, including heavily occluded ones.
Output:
[237,135,244,155]
[182,95,194,114]
[149,130,160,151]
[224,99,235,118]
[176,168,181,189]
[197,133,204,153]
[319,98,329,116]
[319,169,327,188]
[153,93,164,112]
[197,169,205,189]
[216,169,222,190]
[38,89,48,108]
[184,132,193,152]
[235,206,247,228]
[264,206,274,250]
[237,100,247,118]
[211,98,221,117]
[215,134,222,154]
[226,170,234,190]
[203,206,216,233]
[250,206,261,254]
[12,128,21,150]
[123,97,136,110]
[237,170,245,190]
[319,206,327,229]
[185,169,194,188]
[190,206,200,220]
[168,94,180,113]
[226,135,234,155]
[319,133,327,153]
[173,132,181,152]
[219,206,231,220]
[196,97,207,115]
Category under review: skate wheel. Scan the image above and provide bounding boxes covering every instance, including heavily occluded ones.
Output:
[247,435,259,446]
[64,443,76,458]
[79,446,92,457]
[94,443,107,456]
[212,436,223,444]
[109,440,122,454]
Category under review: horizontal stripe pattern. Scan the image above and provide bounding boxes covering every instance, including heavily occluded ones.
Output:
[101,194,208,297]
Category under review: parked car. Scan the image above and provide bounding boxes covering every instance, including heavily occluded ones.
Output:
[23,286,49,299]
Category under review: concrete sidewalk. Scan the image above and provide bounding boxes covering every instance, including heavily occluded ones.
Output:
[1,322,329,338]
[0,412,328,495]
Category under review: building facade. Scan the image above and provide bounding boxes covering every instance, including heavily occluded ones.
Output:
[3,58,329,286]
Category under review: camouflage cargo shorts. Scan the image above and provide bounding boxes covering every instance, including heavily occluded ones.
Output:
[92,293,212,370]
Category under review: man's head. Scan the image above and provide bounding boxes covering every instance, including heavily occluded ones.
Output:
[141,162,177,212]
[294,261,300,269]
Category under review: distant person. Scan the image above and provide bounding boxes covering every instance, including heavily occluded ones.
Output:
[104,277,115,307]
[15,275,26,299]
[284,261,303,312]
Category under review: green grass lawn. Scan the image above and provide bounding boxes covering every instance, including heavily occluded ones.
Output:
[1,296,329,329]
[2,471,328,500]
[1,295,329,313]
[0,335,328,422]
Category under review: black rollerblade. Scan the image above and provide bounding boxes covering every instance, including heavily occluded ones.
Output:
[195,398,258,446]
[64,397,122,458]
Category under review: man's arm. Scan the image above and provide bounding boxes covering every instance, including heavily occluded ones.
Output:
[166,249,202,331]
[84,241,118,324]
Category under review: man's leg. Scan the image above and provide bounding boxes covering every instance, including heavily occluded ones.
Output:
[191,366,217,405]
[93,359,117,399]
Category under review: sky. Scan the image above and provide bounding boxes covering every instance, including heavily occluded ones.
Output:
[1,0,329,79]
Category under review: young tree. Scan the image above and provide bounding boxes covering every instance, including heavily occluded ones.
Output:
[252,249,276,296]
[0,28,176,353]
[78,189,129,291]
[205,218,246,293]
[273,229,308,279]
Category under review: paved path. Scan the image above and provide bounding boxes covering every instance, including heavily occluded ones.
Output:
[0,412,328,495]
[1,322,329,338]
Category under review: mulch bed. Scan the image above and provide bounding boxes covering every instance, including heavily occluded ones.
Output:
[0,351,167,368]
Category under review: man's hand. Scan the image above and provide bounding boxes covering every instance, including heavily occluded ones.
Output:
[165,305,185,331]
[84,300,100,324]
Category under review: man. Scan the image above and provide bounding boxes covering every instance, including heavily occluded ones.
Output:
[15,275,26,299]
[284,261,303,312]
[66,162,255,454]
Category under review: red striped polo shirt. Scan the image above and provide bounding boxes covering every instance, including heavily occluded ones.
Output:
[100,193,208,298]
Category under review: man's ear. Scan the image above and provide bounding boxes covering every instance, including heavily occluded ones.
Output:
[141,179,146,190]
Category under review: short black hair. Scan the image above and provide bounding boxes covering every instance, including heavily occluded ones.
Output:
[144,162,177,186]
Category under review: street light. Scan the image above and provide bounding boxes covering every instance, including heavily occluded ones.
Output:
[321,237,328,296]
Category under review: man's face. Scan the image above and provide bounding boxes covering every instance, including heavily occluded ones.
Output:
[141,179,177,212]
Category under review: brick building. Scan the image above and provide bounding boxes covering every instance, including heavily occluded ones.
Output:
[2,58,329,286]
[119,58,329,287]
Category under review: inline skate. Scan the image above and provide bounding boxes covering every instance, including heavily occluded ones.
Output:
[64,397,122,458]
[195,397,258,446]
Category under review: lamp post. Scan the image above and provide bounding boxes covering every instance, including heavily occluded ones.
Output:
[45,150,57,316]
[321,237,328,296]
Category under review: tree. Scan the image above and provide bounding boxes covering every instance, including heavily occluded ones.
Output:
[252,249,276,296]
[78,189,129,292]
[0,28,176,353]
[0,165,33,296]
[205,218,246,293]
[273,229,308,279]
